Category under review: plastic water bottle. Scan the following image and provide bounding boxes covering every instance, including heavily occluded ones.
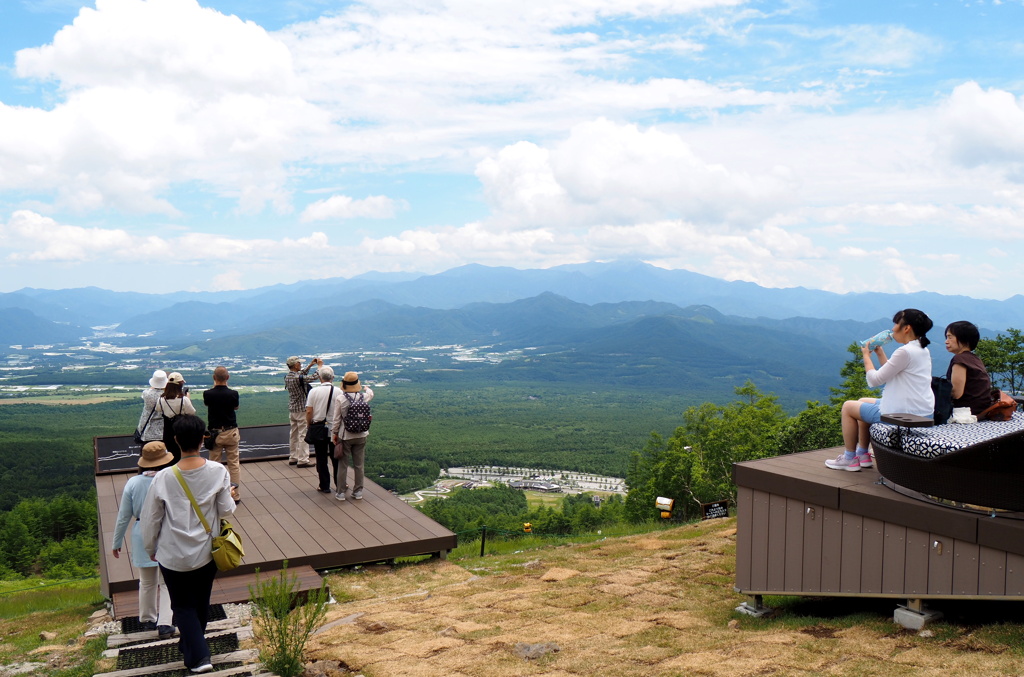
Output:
[860,329,893,350]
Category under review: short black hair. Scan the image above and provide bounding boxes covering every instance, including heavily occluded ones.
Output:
[173,414,207,453]
[945,320,981,350]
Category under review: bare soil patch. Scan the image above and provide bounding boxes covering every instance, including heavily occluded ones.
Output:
[311,519,1024,676]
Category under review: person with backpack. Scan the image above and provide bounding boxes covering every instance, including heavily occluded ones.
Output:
[331,371,374,501]
[158,372,196,464]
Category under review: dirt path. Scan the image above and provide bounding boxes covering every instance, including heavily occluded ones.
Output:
[306,518,1023,676]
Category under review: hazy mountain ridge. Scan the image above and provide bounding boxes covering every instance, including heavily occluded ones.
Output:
[1,261,1017,348]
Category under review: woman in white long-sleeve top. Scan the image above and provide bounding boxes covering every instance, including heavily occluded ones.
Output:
[111,441,175,638]
[141,415,234,674]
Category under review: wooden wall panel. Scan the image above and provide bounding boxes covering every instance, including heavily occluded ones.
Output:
[733,481,1024,601]
[802,503,823,593]
[860,517,884,594]
[784,498,804,593]
[1007,554,1024,596]
[979,546,1007,596]
[749,490,771,591]
[734,486,753,591]
[905,528,930,595]
[840,514,863,593]
[767,494,788,591]
[928,533,954,596]
[821,508,843,593]
[882,523,907,595]
[952,541,980,596]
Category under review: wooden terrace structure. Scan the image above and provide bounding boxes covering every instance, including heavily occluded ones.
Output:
[95,425,458,619]
[734,446,1024,624]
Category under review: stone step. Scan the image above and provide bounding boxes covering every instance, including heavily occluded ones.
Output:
[91,648,258,677]
[101,625,252,659]
[106,617,241,648]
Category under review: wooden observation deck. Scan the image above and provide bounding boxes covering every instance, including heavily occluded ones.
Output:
[95,425,457,618]
[734,447,1024,616]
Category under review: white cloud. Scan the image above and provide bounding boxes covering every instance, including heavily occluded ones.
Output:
[300,194,408,222]
[4,0,332,215]
[212,270,244,291]
[476,118,798,230]
[0,0,834,221]
[16,0,295,95]
[826,25,938,68]
[936,81,1024,169]
[0,210,330,263]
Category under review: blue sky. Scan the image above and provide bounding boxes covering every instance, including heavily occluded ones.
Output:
[1,0,1023,298]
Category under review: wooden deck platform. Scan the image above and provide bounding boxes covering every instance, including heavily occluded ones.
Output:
[109,564,325,620]
[734,447,1024,601]
[97,454,458,612]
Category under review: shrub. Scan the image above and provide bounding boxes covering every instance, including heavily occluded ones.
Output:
[249,563,329,677]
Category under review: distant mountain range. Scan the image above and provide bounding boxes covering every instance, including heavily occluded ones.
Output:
[7,260,1011,405]
[2,261,1018,346]
[1,262,1017,399]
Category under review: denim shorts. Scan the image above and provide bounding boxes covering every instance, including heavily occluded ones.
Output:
[859,401,882,424]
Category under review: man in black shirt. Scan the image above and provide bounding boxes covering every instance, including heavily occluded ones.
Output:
[203,366,241,502]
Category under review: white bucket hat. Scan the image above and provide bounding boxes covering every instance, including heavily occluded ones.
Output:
[149,370,168,389]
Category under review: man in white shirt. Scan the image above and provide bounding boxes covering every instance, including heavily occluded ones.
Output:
[305,366,342,494]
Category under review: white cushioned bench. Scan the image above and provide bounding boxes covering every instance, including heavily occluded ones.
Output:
[870,412,1024,459]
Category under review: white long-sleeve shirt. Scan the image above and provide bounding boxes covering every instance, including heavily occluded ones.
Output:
[141,460,234,572]
[866,339,934,417]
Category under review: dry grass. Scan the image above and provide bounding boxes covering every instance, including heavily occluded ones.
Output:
[309,518,1024,677]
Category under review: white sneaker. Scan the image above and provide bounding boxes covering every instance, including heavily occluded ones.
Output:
[191,661,214,674]
[825,453,861,471]
[335,491,346,501]
[352,490,363,500]
[857,453,873,468]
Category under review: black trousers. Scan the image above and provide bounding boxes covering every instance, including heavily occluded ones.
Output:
[160,560,217,669]
[313,439,335,491]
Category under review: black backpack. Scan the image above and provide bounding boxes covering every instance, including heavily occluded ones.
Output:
[931,376,953,424]
[343,392,372,433]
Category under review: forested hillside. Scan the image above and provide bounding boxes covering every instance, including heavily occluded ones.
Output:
[0,385,697,511]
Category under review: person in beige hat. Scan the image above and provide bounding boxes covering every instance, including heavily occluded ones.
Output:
[330,372,374,501]
[111,441,176,639]
[157,372,196,463]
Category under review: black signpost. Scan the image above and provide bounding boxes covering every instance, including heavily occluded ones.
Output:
[701,500,730,520]
[94,424,291,474]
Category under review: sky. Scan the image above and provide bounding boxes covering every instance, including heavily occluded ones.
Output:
[0,0,1022,298]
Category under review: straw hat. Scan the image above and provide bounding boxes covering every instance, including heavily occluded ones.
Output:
[149,370,168,389]
[341,372,361,392]
[139,441,173,468]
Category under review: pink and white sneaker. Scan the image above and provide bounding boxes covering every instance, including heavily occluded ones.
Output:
[825,453,861,471]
